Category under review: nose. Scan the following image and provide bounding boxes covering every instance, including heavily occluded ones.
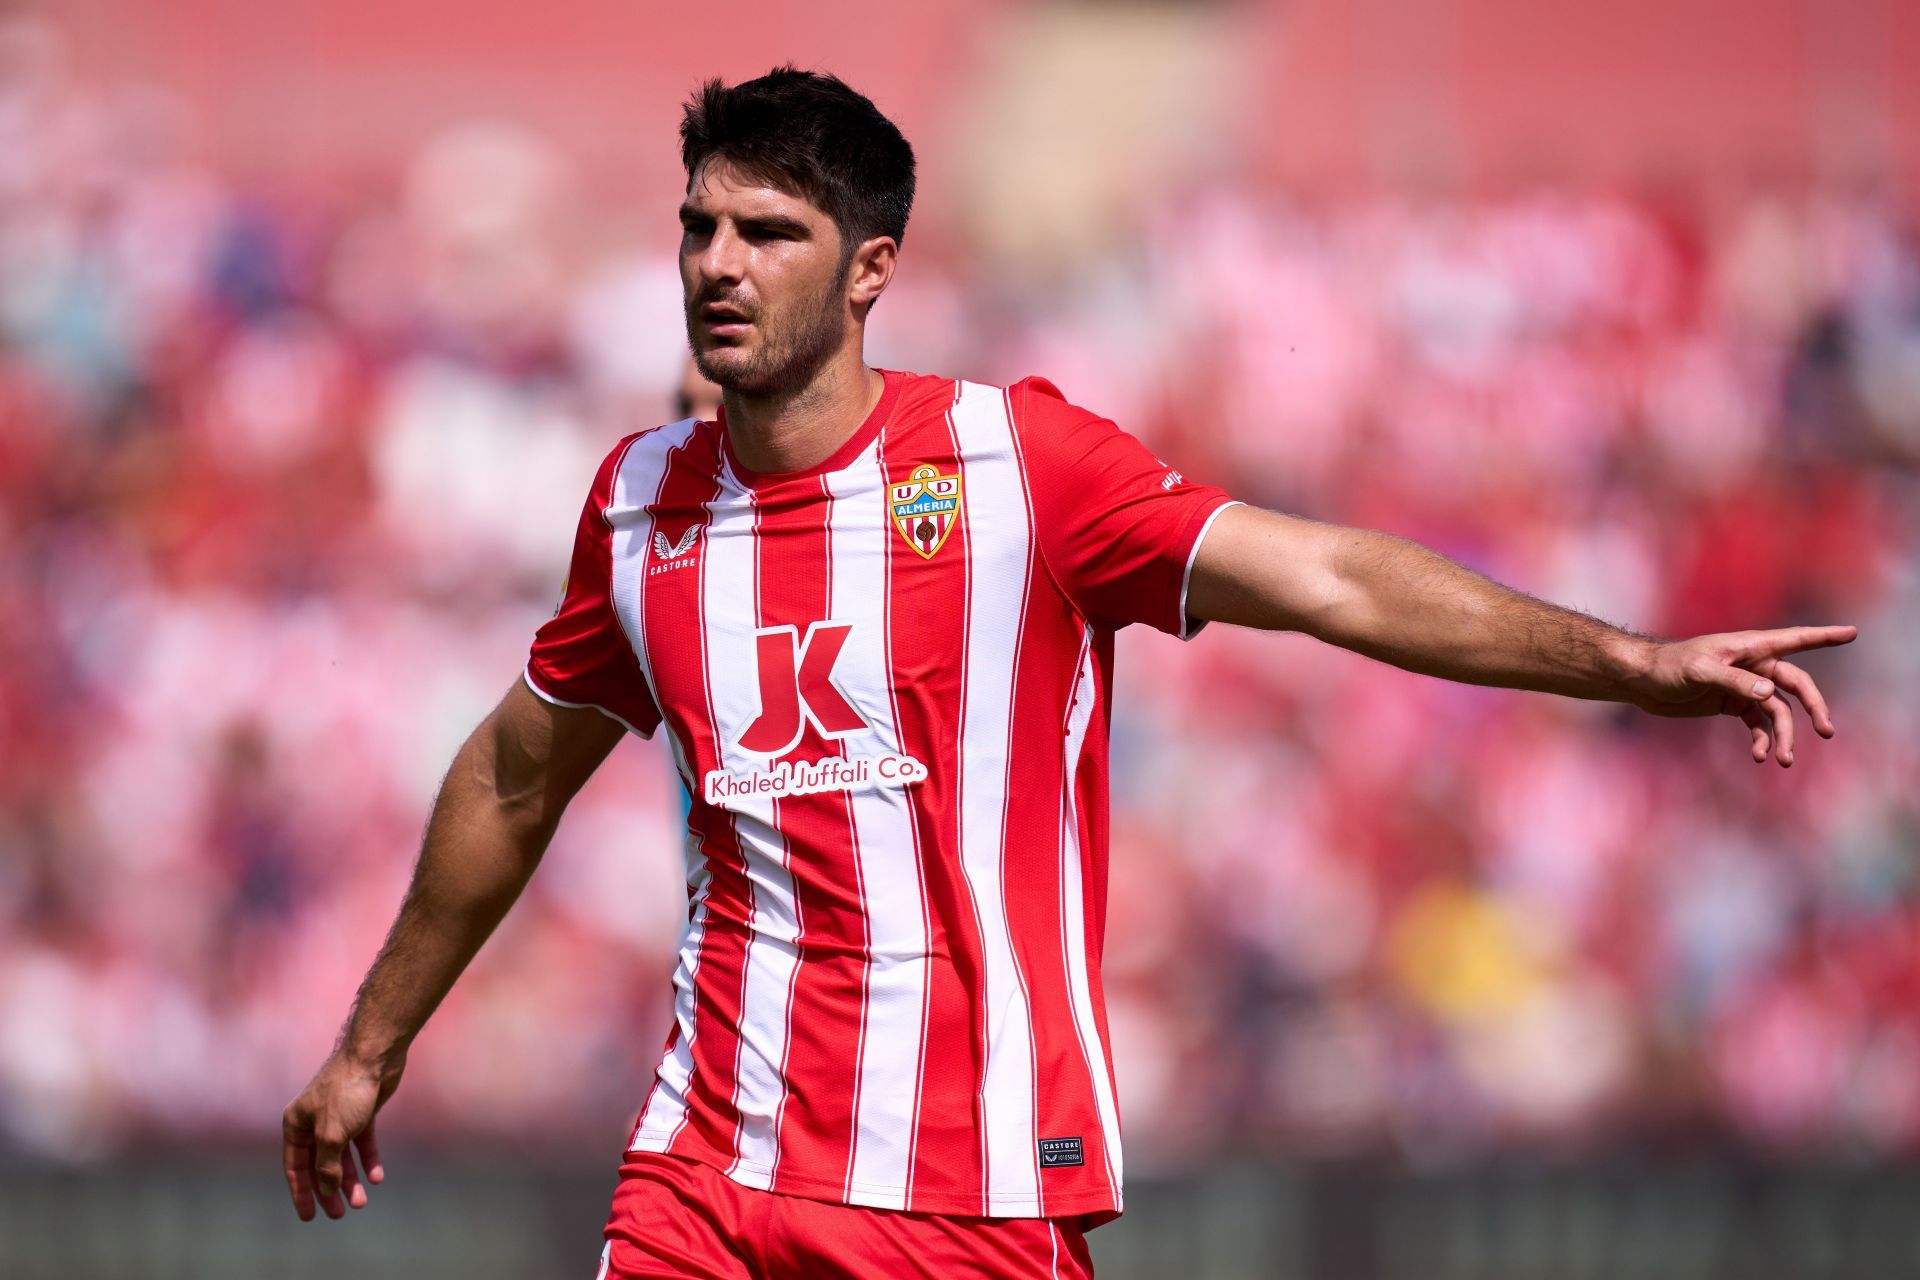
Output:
[696,221,746,291]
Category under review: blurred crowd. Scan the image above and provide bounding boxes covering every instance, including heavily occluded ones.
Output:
[1,16,1917,1170]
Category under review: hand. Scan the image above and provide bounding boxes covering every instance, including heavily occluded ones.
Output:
[1624,625,1857,766]
[282,1049,405,1221]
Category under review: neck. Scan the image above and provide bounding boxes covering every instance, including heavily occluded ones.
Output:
[721,345,884,476]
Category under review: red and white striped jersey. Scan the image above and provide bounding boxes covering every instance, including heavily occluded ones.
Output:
[525,370,1236,1224]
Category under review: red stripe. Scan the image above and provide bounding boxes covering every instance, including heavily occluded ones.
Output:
[630,425,706,1140]
[882,383,991,1212]
[1006,399,1120,1206]
[979,387,1053,1211]
[1039,628,1115,1198]
[756,475,871,1194]
[640,426,753,1168]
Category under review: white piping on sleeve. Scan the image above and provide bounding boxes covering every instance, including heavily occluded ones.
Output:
[1176,499,1244,641]
[521,664,655,738]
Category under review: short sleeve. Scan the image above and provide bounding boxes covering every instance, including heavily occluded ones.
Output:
[524,436,662,737]
[1012,377,1239,638]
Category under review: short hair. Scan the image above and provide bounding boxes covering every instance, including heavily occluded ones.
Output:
[680,67,916,250]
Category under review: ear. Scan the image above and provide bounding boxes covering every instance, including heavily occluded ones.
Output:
[846,235,898,312]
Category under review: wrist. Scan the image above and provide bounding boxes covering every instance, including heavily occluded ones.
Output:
[1602,630,1659,701]
[339,1023,411,1076]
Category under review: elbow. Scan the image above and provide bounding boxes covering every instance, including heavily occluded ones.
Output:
[1287,555,1371,643]
[1296,598,1372,649]
[1303,528,1416,647]
[447,724,556,842]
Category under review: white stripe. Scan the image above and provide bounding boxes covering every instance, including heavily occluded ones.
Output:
[595,1241,611,1280]
[1058,626,1124,1205]
[1050,1221,1061,1279]
[1176,499,1244,640]
[825,441,930,1210]
[609,421,701,787]
[700,478,800,1188]
[590,420,710,1148]
[631,848,712,1146]
[951,380,1042,1213]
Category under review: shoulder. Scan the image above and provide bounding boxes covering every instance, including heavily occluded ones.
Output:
[1001,375,1107,436]
[885,369,1101,427]
[590,417,712,513]
[990,376,1116,461]
[604,416,711,470]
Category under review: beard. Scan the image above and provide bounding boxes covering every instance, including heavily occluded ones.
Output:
[687,277,848,399]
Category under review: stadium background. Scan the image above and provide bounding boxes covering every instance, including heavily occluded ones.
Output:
[2,0,1917,1276]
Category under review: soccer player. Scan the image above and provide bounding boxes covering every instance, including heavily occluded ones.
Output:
[282,69,1855,1278]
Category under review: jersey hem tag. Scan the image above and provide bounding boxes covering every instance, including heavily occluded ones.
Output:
[1038,1136,1084,1168]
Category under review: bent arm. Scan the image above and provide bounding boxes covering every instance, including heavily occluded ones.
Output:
[1186,505,1651,700]
[283,677,623,1220]
[342,677,625,1065]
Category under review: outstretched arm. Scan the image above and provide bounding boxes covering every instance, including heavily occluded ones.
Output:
[1186,505,1855,765]
[280,678,624,1220]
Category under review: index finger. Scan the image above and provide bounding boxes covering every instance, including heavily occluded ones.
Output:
[282,1110,317,1222]
[1736,625,1858,660]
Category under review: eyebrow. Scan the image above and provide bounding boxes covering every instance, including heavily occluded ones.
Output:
[677,205,811,238]
[742,215,812,237]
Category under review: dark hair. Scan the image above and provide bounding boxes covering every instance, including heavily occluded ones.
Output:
[680,67,916,251]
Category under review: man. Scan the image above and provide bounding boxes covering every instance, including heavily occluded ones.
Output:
[283,69,1854,1278]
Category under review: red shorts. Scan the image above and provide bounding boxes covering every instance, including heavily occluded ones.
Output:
[597,1151,1096,1279]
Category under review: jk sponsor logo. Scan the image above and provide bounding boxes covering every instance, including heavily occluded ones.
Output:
[739,621,865,756]
[709,617,929,806]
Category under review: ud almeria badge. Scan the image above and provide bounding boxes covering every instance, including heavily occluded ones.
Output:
[889,464,963,559]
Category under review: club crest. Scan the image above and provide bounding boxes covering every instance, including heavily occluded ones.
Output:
[889,464,963,559]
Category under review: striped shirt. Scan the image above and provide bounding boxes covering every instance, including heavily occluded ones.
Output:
[525,369,1236,1223]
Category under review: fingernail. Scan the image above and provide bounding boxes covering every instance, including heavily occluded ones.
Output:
[1754,681,1773,698]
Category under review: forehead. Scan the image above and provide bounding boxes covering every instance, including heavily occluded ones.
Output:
[684,159,830,225]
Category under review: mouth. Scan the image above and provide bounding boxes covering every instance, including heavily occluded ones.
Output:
[699,302,752,339]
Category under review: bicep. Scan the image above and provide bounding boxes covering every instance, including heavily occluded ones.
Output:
[1184,504,1357,634]
[478,677,625,830]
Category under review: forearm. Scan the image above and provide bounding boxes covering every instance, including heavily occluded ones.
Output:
[1307,525,1653,700]
[338,721,562,1067]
